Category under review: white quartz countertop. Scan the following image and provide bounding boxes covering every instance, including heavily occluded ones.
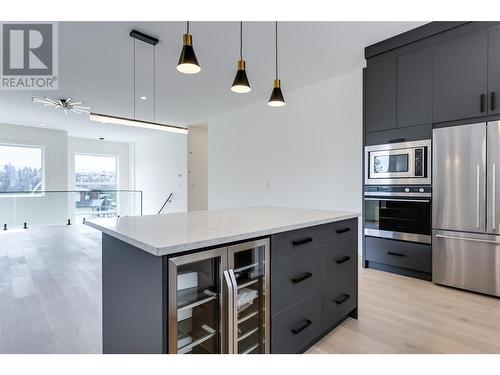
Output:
[85,206,360,256]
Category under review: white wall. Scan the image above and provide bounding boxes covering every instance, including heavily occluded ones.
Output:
[0,123,69,227]
[134,132,187,215]
[187,125,208,211]
[207,70,363,251]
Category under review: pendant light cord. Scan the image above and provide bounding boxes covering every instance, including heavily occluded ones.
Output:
[187,21,190,34]
[275,21,278,80]
[153,45,156,123]
[240,21,243,60]
[133,38,136,120]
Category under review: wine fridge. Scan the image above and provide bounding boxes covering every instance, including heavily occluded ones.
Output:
[168,239,270,354]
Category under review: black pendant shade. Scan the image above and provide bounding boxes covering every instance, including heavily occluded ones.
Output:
[268,22,285,107]
[231,59,251,93]
[177,25,201,74]
[268,79,285,107]
[231,22,251,93]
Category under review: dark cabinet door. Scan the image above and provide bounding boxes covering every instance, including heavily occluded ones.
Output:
[433,30,488,123]
[364,58,396,133]
[397,47,433,128]
[488,25,500,115]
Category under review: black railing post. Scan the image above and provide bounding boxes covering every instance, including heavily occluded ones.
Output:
[67,219,71,226]
[3,224,7,231]
[23,222,27,229]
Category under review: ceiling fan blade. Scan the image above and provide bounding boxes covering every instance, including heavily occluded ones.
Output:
[70,101,82,105]
[66,97,71,103]
[42,103,57,107]
[72,105,92,110]
[70,109,82,115]
[63,109,68,114]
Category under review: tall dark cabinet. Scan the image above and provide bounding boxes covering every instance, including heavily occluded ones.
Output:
[397,47,433,128]
[488,25,500,115]
[432,30,488,123]
[364,58,396,133]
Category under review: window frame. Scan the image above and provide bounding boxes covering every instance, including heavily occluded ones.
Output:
[0,142,45,198]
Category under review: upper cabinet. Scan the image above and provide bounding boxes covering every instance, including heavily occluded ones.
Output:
[433,30,488,123]
[364,58,397,133]
[397,47,433,128]
[488,25,500,115]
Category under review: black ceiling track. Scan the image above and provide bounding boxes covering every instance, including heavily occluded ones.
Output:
[130,29,159,46]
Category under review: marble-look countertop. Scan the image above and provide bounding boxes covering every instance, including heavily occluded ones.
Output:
[85,206,360,256]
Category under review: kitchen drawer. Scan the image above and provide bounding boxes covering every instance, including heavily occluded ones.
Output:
[325,237,357,283]
[365,237,431,273]
[325,218,358,244]
[324,273,357,329]
[271,290,323,354]
[271,248,324,315]
[272,225,326,261]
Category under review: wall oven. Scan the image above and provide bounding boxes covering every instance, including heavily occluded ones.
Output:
[365,140,431,185]
[364,185,432,244]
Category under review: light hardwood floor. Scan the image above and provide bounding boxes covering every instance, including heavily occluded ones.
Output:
[1,225,499,353]
[308,261,500,354]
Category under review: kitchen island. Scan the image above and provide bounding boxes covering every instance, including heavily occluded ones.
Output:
[86,206,359,354]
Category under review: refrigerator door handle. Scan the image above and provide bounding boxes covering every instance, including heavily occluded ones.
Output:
[435,234,500,245]
[476,164,481,229]
[223,270,236,354]
[492,164,496,231]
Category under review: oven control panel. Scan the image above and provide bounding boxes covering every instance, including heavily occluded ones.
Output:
[364,185,431,197]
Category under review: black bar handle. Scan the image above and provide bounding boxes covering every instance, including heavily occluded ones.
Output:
[387,251,405,257]
[292,272,313,284]
[291,237,313,246]
[334,294,351,305]
[291,319,312,335]
[481,94,486,112]
[335,227,351,234]
[335,255,351,264]
[388,138,405,143]
[491,92,496,111]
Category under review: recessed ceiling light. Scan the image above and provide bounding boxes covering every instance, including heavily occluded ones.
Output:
[140,96,147,100]
[40,123,46,127]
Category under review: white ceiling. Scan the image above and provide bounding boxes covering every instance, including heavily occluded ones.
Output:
[0,21,426,142]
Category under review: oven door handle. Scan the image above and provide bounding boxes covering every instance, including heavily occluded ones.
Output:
[364,198,430,203]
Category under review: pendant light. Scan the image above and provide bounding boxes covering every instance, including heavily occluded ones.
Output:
[231,22,251,93]
[90,30,188,135]
[268,21,286,107]
[177,21,201,74]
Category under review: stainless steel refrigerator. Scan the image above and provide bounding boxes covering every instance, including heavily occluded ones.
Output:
[433,121,500,297]
[167,239,270,354]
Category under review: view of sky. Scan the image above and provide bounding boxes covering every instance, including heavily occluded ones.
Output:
[75,154,117,173]
[0,144,42,169]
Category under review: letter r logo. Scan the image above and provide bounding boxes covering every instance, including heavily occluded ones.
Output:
[2,24,53,75]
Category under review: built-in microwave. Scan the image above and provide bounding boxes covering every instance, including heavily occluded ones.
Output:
[364,140,431,185]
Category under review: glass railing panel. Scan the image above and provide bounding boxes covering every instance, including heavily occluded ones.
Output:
[0,190,142,229]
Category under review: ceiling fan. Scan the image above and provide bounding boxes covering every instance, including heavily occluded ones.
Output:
[32,96,92,115]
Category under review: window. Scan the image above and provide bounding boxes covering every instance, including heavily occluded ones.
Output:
[74,154,118,219]
[75,154,118,191]
[0,144,44,192]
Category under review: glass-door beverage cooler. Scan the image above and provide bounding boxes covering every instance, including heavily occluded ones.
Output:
[168,239,270,354]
